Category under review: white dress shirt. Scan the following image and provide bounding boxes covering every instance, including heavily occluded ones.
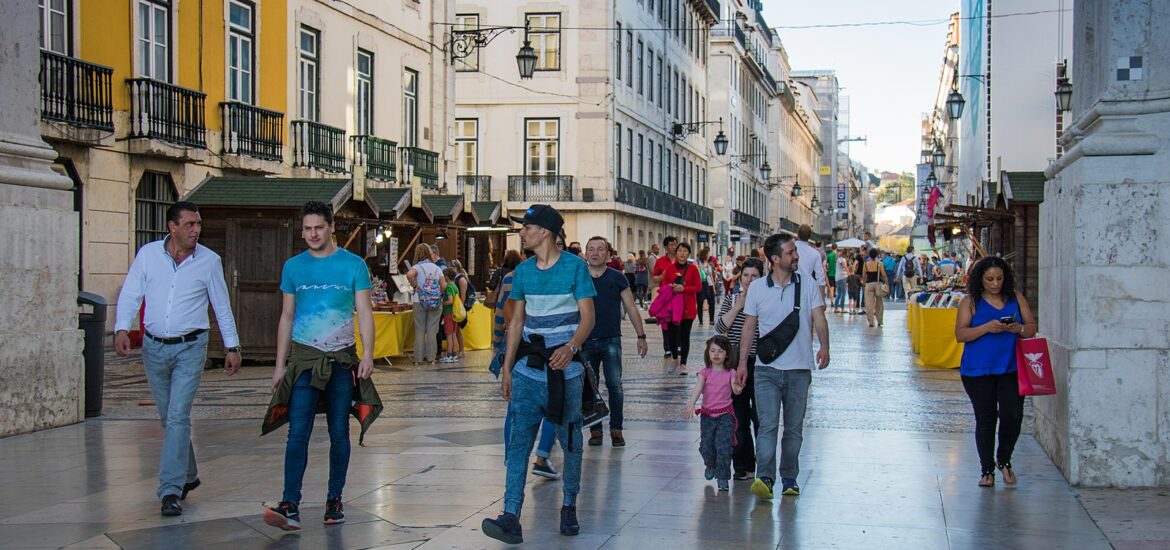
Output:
[795,240,828,287]
[115,238,240,347]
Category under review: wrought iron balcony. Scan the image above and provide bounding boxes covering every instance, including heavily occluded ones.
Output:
[221,102,283,161]
[704,0,720,18]
[731,209,763,234]
[614,177,713,226]
[734,22,747,51]
[127,78,206,147]
[351,135,397,182]
[401,147,439,189]
[507,175,574,202]
[290,120,346,172]
[458,175,492,201]
[40,50,114,131]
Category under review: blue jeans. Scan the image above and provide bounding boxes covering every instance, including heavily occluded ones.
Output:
[504,367,583,517]
[142,332,208,500]
[581,336,624,430]
[283,364,354,503]
[833,280,847,308]
[504,408,556,459]
[754,368,812,481]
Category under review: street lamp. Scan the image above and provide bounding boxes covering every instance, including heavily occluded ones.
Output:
[925,170,938,189]
[932,141,945,168]
[759,160,772,181]
[714,130,728,155]
[449,22,536,80]
[946,74,986,120]
[516,40,537,79]
[672,118,728,156]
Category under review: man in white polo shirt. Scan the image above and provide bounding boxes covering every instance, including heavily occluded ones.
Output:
[736,233,830,500]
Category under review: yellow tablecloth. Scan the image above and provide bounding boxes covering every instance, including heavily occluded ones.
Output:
[914,306,964,369]
[356,303,493,359]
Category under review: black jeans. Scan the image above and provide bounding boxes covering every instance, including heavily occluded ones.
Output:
[961,373,1025,474]
[696,285,716,323]
[732,359,759,474]
[665,318,695,366]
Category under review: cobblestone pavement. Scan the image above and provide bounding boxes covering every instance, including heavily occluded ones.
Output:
[3,300,1164,549]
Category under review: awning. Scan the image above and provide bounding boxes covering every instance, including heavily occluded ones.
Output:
[184,176,379,217]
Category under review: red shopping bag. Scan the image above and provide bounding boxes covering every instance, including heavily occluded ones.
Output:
[1016,337,1057,396]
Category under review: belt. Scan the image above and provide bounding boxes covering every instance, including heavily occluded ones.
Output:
[145,328,207,345]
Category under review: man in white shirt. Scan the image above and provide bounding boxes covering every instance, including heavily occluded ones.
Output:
[794,225,828,300]
[737,233,830,500]
[114,201,240,517]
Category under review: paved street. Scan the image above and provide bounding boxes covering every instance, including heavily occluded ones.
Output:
[0,304,1164,549]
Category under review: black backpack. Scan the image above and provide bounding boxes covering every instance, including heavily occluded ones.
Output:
[903,255,917,278]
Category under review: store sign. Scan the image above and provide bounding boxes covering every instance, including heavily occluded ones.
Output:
[819,166,832,175]
[697,232,709,243]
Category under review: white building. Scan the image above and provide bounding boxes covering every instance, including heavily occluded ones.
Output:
[455,0,719,255]
[793,71,851,239]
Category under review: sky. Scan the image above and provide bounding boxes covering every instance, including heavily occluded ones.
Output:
[764,0,960,175]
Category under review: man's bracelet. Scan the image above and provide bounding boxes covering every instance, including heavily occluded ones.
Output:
[637,334,646,339]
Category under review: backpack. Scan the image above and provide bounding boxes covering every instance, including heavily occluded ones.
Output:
[903,255,917,278]
[417,263,442,310]
[457,274,477,307]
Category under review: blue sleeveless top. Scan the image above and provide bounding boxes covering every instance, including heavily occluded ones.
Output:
[959,297,1020,377]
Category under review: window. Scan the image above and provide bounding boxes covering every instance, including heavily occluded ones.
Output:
[454,14,480,71]
[626,128,633,179]
[636,39,644,95]
[615,22,621,81]
[38,0,70,54]
[673,152,680,195]
[657,143,664,190]
[455,119,478,176]
[615,123,622,177]
[665,64,672,115]
[665,151,671,193]
[656,56,663,108]
[135,172,178,251]
[625,31,633,86]
[646,49,654,103]
[136,0,170,80]
[298,26,319,121]
[525,118,559,175]
[525,13,561,71]
[648,138,654,187]
[403,68,418,147]
[227,1,254,104]
[355,49,373,135]
[637,133,644,183]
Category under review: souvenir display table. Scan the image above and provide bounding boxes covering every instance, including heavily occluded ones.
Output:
[356,303,493,359]
[907,290,967,369]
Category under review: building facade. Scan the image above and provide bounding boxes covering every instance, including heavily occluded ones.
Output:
[455,0,719,255]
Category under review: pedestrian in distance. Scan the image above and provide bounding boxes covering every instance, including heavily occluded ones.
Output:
[826,244,838,309]
[897,245,921,297]
[114,201,242,517]
[490,249,560,480]
[696,248,717,326]
[634,250,650,308]
[862,248,889,327]
[405,244,445,365]
[440,267,461,363]
[482,204,596,544]
[833,250,849,314]
[737,233,830,500]
[583,236,649,448]
[450,259,476,357]
[715,257,765,481]
[263,201,379,530]
[954,256,1037,488]
[847,251,863,315]
[685,335,745,492]
[650,236,680,362]
[662,242,702,375]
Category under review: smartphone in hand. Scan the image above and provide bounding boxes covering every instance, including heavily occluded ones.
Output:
[999,316,1015,324]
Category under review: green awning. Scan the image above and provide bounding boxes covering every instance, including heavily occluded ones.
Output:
[368,188,411,219]
[1002,171,1046,205]
[422,194,463,221]
[185,176,350,208]
[470,201,503,225]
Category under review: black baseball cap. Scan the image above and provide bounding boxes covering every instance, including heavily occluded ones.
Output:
[510,204,565,237]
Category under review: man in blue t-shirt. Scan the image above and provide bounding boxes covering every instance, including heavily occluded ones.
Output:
[582,236,648,448]
[264,201,374,531]
[483,205,596,544]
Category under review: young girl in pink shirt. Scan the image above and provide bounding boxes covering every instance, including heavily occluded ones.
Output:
[685,335,744,491]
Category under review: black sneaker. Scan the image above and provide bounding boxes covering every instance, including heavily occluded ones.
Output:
[160,494,182,516]
[264,501,302,531]
[559,505,580,536]
[733,470,753,481]
[324,497,345,525]
[482,512,523,544]
[180,478,201,500]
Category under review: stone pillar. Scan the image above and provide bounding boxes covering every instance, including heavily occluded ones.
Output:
[0,2,84,436]
[1038,0,1170,487]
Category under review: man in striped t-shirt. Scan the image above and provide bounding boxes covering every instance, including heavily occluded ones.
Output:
[483,205,596,544]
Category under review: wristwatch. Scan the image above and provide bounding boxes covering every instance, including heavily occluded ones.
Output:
[225,346,241,354]
[568,343,579,354]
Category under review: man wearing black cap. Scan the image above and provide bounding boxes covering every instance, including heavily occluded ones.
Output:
[483,205,596,544]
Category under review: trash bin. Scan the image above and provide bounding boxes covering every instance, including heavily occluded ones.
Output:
[78,292,108,418]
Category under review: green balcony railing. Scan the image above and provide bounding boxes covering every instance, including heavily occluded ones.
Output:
[351,135,397,182]
[508,175,573,202]
[401,147,439,189]
[291,120,346,172]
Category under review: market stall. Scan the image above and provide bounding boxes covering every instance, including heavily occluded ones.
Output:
[355,303,493,359]
[906,289,967,369]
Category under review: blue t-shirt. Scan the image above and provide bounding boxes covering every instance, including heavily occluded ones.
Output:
[280,248,372,352]
[589,267,629,340]
[509,252,596,381]
[492,273,513,354]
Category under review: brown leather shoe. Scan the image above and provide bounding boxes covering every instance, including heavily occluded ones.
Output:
[611,429,625,447]
[588,429,603,446]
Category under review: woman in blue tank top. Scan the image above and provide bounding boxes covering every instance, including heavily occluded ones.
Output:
[955,257,1037,488]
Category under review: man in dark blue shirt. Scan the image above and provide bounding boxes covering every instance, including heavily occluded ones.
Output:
[583,236,648,447]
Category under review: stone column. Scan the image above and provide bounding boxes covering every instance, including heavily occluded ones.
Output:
[1038,0,1170,487]
[0,2,84,436]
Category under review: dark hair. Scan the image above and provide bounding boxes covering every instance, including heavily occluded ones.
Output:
[443,267,457,280]
[906,245,915,254]
[663,235,678,246]
[675,242,692,254]
[166,201,199,224]
[301,201,334,225]
[869,248,878,260]
[503,249,523,270]
[797,224,812,241]
[967,256,1016,303]
[587,235,608,247]
[741,257,765,276]
[704,335,734,369]
[763,233,793,264]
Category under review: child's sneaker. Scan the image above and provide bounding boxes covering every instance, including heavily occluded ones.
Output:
[324,497,345,524]
[751,477,775,500]
[718,479,729,492]
[482,512,523,544]
[704,465,715,481]
[264,501,301,531]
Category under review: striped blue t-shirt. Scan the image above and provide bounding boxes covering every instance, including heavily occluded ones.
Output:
[509,251,596,381]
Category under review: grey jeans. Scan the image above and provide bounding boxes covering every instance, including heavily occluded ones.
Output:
[142,332,208,500]
[754,368,812,481]
[412,303,442,362]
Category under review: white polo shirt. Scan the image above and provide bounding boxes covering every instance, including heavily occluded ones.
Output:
[743,272,824,370]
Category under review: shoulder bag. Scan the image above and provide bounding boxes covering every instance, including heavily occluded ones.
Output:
[756,274,803,364]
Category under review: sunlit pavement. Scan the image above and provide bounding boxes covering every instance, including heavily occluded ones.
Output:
[1,301,1165,548]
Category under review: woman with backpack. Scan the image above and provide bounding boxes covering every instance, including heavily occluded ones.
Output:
[406,243,446,365]
[450,259,477,359]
